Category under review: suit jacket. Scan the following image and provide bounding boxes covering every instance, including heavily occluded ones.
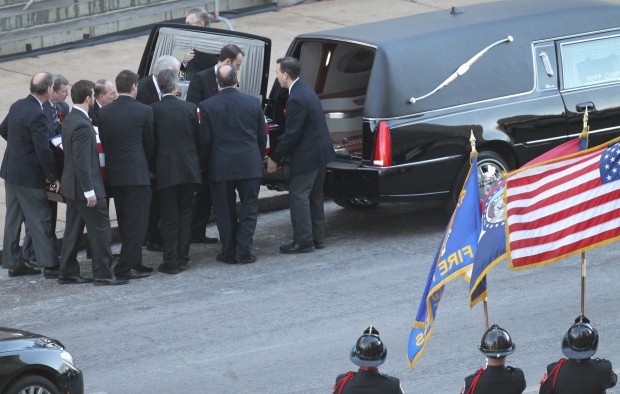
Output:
[270,80,335,175]
[98,95,155,187]
[0,94,58,188]
[186,66,218,105]
[136,75,159,105]
[335,369,402,394]
[181,50,219,82]
[150,95,201,190]
[60,108,106,200]
[199,88,266,182]
[89,102,102,127]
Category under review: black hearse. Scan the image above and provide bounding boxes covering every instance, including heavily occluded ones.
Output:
[139,0,620,209]
[264,0,620,209]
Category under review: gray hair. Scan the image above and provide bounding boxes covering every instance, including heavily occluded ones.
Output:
[153,55,181,76]
[53,74,69,92]
[157,69,179,94]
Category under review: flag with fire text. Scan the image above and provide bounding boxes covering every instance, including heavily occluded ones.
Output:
[408,155,481,367]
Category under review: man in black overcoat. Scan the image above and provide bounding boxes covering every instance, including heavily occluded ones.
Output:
[199,65,266,264]
[150,70,202,274]
[98,69,154,280]
[267,57,335,254]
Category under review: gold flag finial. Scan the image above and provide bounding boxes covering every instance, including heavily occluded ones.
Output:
[469,130,477,156]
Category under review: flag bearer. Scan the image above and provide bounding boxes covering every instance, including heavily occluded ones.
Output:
[461,324,526,394]
[333,326,403,394]
[539,315,616,394]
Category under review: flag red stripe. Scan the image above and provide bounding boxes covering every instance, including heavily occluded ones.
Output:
[512,226,620,267]
[507,151,598,189]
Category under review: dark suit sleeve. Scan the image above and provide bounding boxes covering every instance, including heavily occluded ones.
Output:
[72,122,95,194]
[0,116,7,140]
[143,106,155,172]
[271,95,304,164]
[603,360,617,389]
[186,73,204,105]
[30,111,59,182]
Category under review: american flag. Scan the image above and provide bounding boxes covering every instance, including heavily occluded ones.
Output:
[506,138,620,269]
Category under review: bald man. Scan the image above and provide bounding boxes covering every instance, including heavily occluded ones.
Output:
[0,72,61,278]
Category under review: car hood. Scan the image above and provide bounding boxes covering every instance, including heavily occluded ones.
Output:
[0,327,64,353]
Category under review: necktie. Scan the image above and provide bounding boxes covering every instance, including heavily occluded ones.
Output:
[51,104,60,135]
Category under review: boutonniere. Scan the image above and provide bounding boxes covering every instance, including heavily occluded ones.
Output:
[57,109,64,123]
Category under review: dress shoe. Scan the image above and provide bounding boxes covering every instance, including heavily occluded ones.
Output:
[280,241,315,254]
[116,270,150,280]
[216,253,236,264]
[236,254,257,264]
[134,264,154,273]
[313,240,325,250]
[8,266,41,277]
[43,267,60,279]
[93,277,129,286]
[178,263,187,272]
[158,264,179,275]
[191,235,218,244]
[58,276,94,284]
[144,241,164,252]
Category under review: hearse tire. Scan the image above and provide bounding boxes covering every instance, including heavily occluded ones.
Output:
[332,197,379,210]
[5,374,61,394]
[444,150,509,215]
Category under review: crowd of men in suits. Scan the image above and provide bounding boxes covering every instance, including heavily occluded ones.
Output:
[0,41,334,285]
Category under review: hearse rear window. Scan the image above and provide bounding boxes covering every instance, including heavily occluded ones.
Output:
[561,35,620,89]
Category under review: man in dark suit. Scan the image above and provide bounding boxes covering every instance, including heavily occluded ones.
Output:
[89,79,117,127]
[57,80,128,286]
[181,7,219,81]
[186,44,245,245]
[267,57,335,254]
[22,74,70,275]
[150,70,202,274]
[0,72,60,277]
[99,69,154,281]
[199,65,266,264]
[136,55,182,252]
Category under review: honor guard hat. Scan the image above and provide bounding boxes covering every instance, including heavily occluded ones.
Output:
[562,315,599,359]
[350,326,388,367]
[479,324,516,358]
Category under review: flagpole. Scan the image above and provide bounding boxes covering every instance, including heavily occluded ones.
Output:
[581,252,586,316]
[469,130,489,329]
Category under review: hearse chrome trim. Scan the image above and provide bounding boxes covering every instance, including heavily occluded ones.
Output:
[359,155,462,170]
[522,125,620,145]
[409,36,514,105]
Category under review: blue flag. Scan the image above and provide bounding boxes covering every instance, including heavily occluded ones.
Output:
[408,155,481,367]
[468,136,588,307]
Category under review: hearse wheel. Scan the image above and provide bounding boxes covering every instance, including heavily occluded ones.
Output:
[332,197,379,210]
[445,150,509,214]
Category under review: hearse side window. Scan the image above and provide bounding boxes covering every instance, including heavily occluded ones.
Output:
[561,35,620,89]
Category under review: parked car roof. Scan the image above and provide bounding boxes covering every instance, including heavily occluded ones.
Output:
[297,0,620,118]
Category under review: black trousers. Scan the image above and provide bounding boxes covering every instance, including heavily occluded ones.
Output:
[59,198,114,280]
[190,174,214,238]
[22,200,59,263]
[288,168,326,244]
[112,185,151,275]
[158,183,197,269]
[210,178,260,261]
[145,179,163,245]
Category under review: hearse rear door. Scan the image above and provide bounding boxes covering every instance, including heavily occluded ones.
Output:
[138,23,272,103]
[557,31,620,146]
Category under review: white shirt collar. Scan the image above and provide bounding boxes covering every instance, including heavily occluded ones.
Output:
[288,78,299,94]
[74,106,89,118]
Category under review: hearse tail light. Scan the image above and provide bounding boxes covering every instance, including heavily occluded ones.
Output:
[373,121,392,167]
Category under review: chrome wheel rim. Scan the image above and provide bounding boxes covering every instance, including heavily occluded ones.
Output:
[18,386,53,394]
[477,158,506,199]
